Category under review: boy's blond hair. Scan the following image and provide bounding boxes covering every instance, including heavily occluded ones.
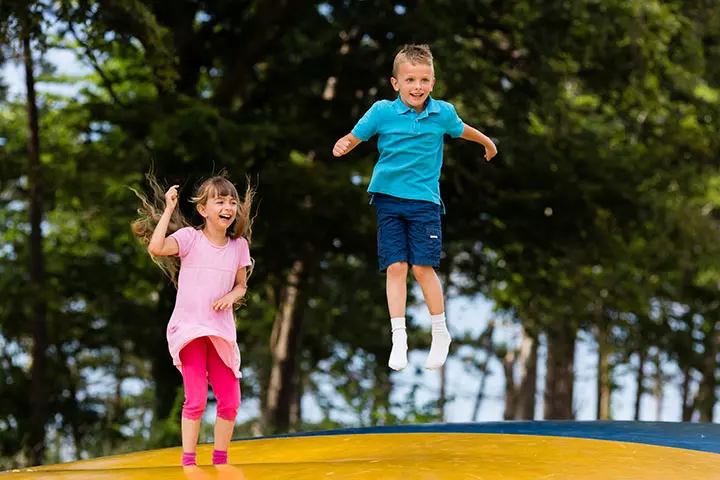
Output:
[392,44,434,77]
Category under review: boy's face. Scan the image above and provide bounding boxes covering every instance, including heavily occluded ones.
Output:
[391,61,435,112]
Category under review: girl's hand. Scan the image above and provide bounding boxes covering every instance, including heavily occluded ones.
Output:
[212,290,245,311]
[165,185,179,212]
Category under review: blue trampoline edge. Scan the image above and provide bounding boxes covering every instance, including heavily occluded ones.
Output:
[234,421,720,454]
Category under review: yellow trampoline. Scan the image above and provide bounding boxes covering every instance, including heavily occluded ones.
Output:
[4,422,720,479]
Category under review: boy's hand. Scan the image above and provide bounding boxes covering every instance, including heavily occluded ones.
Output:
[484,142,497,162]
[333,138,352,157]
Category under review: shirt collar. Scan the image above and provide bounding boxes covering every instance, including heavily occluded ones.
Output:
[393,95,440,115]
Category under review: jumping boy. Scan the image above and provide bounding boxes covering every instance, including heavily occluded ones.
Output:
[333,44,497,371]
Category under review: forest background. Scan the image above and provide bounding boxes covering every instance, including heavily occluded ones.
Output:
[1,0,719,469]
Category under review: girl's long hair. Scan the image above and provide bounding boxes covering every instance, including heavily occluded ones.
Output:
[131,172,255,286]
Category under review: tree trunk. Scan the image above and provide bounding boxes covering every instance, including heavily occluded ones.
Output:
[515,330,538,420]
[502,350,518,420]
[680,364,694,422]
[289,369,303,429]
[471,357,490,421]
[471,321,495,421]
[596,317,611,420]
[544,325,576,419]
[263,260,305,434]
[503,328,538,420]
[653,353,664,421]
[151,283,183,439]
[695,328,718,422]
[634,348,647,421]
[67,365,82,460]
[24,26,48,467]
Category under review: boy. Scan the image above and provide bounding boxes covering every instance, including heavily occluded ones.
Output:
[333,44,497,371]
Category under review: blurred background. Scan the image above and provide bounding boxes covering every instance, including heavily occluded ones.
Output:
[1,0,719,470]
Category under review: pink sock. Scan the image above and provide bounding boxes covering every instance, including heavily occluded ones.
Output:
[212,449,228,465]
[182,452,196,466]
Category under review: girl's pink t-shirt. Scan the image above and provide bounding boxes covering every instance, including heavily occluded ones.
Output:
[167,227,251,378]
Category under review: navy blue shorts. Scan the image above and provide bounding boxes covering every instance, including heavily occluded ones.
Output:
[373,194,443,272]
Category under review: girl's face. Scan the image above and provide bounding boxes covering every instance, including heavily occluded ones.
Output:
[198,194,238,230]
[390,61,435,112]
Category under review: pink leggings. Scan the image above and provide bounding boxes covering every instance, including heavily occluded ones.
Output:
[179,337,241,422]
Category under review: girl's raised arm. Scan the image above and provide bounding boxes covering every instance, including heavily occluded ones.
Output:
[148,185,181,256]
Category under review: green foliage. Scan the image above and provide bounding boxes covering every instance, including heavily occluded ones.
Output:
[1,0,719,466]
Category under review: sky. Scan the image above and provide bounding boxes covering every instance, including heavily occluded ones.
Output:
[3,48,718,427]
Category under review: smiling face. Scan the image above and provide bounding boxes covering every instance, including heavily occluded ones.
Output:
[390,60,435,113]
[192,177,240,233]
[198,193,238,230]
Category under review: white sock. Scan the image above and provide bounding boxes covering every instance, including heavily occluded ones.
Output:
[389,317,408,371]
[424,313,451,370]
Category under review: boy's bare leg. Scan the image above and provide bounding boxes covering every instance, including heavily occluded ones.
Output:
[386,261,409,317]
[386,261,409,370]
[412,265,451,369]
[412,265,444,314]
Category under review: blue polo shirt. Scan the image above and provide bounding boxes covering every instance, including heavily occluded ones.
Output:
[351,96,464,206]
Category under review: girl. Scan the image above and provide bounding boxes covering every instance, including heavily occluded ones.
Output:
[132,174,254,467]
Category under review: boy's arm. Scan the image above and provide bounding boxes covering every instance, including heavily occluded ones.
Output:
[333,133,363,157]
[460,123,497,161]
